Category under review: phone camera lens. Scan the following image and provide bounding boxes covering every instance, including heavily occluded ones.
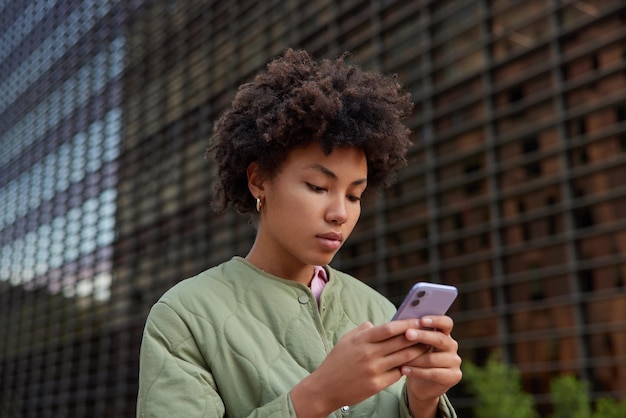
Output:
[417,290,426,298]
[411,299,421,306]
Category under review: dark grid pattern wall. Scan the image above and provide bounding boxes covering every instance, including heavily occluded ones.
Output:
[1,0,625,416]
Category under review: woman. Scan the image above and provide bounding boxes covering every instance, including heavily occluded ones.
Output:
[137,49,461,418]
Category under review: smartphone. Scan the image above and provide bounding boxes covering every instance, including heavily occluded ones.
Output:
[392,282,458,321]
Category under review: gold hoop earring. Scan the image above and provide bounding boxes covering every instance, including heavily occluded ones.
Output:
[256,197,262,212]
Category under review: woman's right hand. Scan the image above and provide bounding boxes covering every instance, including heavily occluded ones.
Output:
[290,319,428,418]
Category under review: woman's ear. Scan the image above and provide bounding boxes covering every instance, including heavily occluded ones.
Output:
[247,162,265,198]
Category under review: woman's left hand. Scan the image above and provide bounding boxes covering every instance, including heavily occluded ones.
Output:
[400,315,462,417]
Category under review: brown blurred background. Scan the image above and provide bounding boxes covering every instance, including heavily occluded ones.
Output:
[1,0,625,416]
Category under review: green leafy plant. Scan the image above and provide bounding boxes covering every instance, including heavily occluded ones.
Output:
[549,374,591,418]
[465,356,626,418]
[463,352,538,418]
[592,397,626,418]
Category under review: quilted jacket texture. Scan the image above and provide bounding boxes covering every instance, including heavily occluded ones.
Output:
[137,256,457,418]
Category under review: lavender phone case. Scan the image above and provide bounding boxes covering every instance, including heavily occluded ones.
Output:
[392,282,458,321]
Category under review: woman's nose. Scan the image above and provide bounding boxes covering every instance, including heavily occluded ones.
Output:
[325,196,348,224]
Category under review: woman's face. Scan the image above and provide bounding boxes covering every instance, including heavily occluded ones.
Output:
[248,141,367,281]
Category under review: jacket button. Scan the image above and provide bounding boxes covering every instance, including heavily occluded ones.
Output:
[298,295,309,304]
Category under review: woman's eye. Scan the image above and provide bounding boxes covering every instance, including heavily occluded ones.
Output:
[307,183,326,192]
[348,195,362,203]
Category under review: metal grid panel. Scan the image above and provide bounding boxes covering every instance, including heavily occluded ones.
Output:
[1,0,625,416]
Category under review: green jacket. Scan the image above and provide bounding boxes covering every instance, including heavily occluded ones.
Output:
[137,257,456,417]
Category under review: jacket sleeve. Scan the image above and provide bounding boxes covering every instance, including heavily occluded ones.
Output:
[136,301,225,417]
[436,394,457,418]
[136,302,299,418]
[398,385,457,418]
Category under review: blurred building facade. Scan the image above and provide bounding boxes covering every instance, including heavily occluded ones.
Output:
[1,0,625,416]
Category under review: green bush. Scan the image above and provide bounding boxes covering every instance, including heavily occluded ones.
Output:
[549,374,626,418]
[592,397,626,418]
[549,374,591,418]
[463,355,626,418]
[463,353,538,418]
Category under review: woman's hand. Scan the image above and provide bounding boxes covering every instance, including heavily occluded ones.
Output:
[401,315,462,418]
[290,319,427,418]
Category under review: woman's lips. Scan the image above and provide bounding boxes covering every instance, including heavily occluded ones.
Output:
[317,232,342,250]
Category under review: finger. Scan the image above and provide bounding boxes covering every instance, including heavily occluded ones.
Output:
[365,329,429,362]
[356,321,375,331]
[342,321,375,341]
[401,365,463,388]
[381,344,430,371]
[404,329,458,354]
[406,350,462,370]
[419,315,454,334]
[352,321,427,362]
[376,366,408,390]
[363,319,420,343]
[402,328,446,350]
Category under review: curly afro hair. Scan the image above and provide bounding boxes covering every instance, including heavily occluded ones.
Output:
[208,48,414,214]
